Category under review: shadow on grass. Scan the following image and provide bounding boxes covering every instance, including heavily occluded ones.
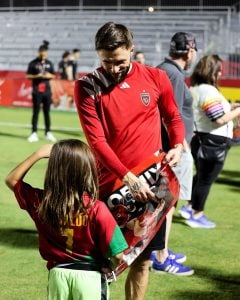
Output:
[0,228,38,248]
[220,170,240,178]
[172,214,188,225]
[216,170,240,188]
[215,178,240,192]
[53,129,81,137]
[173,266,240,299]
[0,128,82,140]
[0,131,28,140]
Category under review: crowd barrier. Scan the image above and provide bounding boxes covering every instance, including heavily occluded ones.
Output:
[0,71,240,110]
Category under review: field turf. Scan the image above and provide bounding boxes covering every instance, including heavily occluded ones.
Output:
[0,107,240,299]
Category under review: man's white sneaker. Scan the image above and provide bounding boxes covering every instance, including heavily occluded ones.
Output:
[45,132,57,142]
[28,132,39,142]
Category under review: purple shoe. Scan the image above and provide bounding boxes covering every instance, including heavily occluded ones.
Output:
[151,257,194,276]
[179,205,192,219]
[150,249,186,265]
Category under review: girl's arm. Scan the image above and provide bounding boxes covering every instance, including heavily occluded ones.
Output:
[5,144,53,191]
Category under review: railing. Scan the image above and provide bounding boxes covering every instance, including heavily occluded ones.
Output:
[0,3,236,30]
[0,1,238,11]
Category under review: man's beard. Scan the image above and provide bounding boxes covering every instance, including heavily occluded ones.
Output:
[110,65,130,84]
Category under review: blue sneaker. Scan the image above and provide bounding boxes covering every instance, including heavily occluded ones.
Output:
[151,257,194,276]
[179,205,192,219]
[168,249,186,263]
[186,214,216,229]
[150,250,186,265]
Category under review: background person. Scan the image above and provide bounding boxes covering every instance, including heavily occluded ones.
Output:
[69,48,81,80]
[150,32,197,276]
[186,54,240,228]
[134,50,146,65]
[5,139,128,300]
[26,40,56,143]
[58,51,72,80]
[74,22,185,300]
[57,51,75,109]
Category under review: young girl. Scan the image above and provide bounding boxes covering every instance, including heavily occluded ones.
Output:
[5,139,128,300]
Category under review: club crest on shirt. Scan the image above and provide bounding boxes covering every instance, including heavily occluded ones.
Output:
[140,92,150,106]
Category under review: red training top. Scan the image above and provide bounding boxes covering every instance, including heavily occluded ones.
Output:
[75,62,185,199]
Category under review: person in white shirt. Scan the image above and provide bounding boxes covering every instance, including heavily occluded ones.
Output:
[186,54,240,228]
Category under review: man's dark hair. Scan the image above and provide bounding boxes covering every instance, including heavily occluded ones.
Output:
[95,22,133,51]
[72,48,81,53]
[134,51,144,59]
[62,51,70,59]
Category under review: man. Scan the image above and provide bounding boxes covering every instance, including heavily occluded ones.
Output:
[58,51,72,80]
[69,48,81,80]
[58,51,75,108]
[27,41,56,143]
[74,22,185,300]
[134,50,146,65]
[151,32,197,275]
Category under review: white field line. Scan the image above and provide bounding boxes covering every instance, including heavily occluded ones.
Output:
[0,121,82,132]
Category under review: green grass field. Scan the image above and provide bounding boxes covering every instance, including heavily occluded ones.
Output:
[0,106,240,300]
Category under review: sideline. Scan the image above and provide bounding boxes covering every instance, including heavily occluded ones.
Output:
[0,121,82,132]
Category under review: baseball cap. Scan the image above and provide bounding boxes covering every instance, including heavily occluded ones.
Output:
[169,32,197,55]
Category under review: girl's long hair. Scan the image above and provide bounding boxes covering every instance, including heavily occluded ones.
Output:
[38,139,99,232]
[190,54,222,88]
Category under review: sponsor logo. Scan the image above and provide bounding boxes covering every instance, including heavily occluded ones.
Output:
[120,82,130,89]
[18,83,32,99]
[140,91,150,106]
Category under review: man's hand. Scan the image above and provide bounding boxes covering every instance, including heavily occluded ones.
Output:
[43,72,55,79]
[122,171,155,202]
[165,143,183,167]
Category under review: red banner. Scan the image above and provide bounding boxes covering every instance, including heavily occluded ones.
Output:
[0,77,76,109]
[0,70,239,109]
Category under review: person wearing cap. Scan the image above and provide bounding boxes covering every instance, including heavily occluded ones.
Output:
[26,41,56,143]
[150,32,197,275]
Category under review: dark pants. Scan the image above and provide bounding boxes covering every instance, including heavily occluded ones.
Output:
[31,92,51,134]
[145,217,166,251]
[190,134,227,211]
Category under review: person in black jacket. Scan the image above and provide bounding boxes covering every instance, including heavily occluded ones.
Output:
[27,40,56,143]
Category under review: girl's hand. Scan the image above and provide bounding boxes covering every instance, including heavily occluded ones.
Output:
[5,144,54,191]
[36,144,53,159]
